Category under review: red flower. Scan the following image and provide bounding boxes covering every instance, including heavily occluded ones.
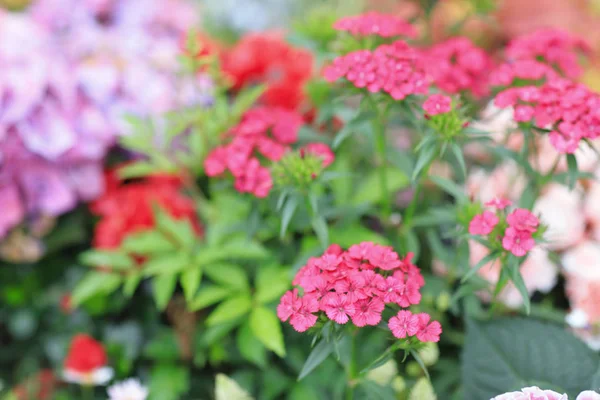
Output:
[91,169,202,250]
[64,334,107,374]
[222,33,313,110]
[13,370,56,400]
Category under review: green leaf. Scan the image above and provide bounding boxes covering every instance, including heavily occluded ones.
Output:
[149,364,189,400]
[152,274,177,310]
[430,175,468,202]
[231,85,266,118]
[189,286,231,311]
[196,240,269,265]
[298,339,334,380]
[121,230,176,254]
[566,154,578,190]
[181,266,202,303]
[409,349,431,380]
[311,216,329,249]
[123,272,142,298]
[360,345,397,375]
[118,161,160,179]
[71,272,122,306]
[249,307,286,357]
[237,321,267,367]
[203,263,249,290]
[255,266,290,304]
[215,374,254,400]
[507,258,531,314]
[353,168,409,205]
[280,196,299,238]
[461,250,500,283]
[144,253,191,276]
[206,295,252,326]
[450,142,467,179]
[154,206,196,249]
[80,250,133,270]
[412,142,437,181]
[462,318,600,400]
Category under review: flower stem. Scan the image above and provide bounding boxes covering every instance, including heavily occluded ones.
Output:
[346,332,357,400]
[81,384,94,400]
[372,105,391,222]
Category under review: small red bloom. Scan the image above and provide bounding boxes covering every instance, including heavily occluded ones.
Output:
[506,208,539,233]
[469,211,500,235]
[222,33,313,110]
[322,293,356,324]
[415,313,442,343]
[388,310,420,339]
[333,12,417,39]
[64,335,107,373]
[423,94,452,116]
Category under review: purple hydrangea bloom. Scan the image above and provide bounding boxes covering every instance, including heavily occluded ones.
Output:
[0,0,205,239]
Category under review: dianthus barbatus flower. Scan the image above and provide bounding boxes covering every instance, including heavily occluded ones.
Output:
[324,40,429,100]
[333,12,418,39]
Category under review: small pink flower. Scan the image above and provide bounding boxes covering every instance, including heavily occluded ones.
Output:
[334,273,368,304]
[379,276,404,303]
[468,211,499,235]
[485,198,512,210]
[303,143,335,167]
[506,208,539,232]
[423,94,452,116]
[365,244,401,270]
[277,289,301,321]
[351,297,384,327]
[415,313,442,343]
[322,293,356,324]
[502,227,535,257]
[333,12,417,38]
[388,310,420,339]
[314,253,343,271]
[289,295,319,332]
[395,279,422,308]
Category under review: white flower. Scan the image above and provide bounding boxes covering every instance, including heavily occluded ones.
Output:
[63,366,114,386]
[566,308,590,329]
[107,378,149,400]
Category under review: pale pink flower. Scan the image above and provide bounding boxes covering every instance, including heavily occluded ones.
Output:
[563,241,600,325]
[277,289,301,322]
[466,162,526,204]
[577,391,600,400]
[502,227,535,257]
[469,211,499,235]
[415,313,442,343]
[534,184,585,250]
[485,198,512,210]
[289,295,319,332]
[365,244,402,270]
[388,310,420,339]
[492,387,567,400]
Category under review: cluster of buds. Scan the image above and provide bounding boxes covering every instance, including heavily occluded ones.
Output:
[271,143,335,190]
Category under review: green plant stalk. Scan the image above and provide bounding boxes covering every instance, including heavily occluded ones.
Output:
[346,332,357,400]
[81,384,94,400]
[403,157,435,230]
[372,114,392,222]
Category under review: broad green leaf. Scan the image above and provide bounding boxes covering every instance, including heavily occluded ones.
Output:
[154,206,196,249]
[412,142,437,181]
[121,230,176,254]
[215,374,254,400]
[249,307,286,357]
[255,266,290,304]
[231,85,266,118]
[149,364,189,400]
[203,263,249,290]
[123,272,142,298]
[360,345,397,375]
[298,339,334,380]
[237,321,267,367]
[80,250,133,270]
[196,241,268,265]
[353,168,409,205]
[462,318,600,399]
[152,274,177,310]
[189,286,231,311]
[71,272,122,306]
[181,266,202,302]
[206,295,252,326]
[144,253,191,276]
[461,251,500,283]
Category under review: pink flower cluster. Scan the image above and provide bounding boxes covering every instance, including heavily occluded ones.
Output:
[494,79,600,154]
[277,242,441,342]
[469,201,541,257]
[423,94,452,116]
[489,60,557,87]
[323,40,429,100]
[492,386,600,400]
[333,12,417,39]
[505,29,591,79]
[423,37,492,97]
[204,107,303,198]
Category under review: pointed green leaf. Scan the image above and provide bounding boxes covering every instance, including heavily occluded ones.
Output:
[412,142,437,181]
[249,307,286,357]
[255,266,290,304]
[181,266,202,302]
[122,230,176,254]
[153,274,177,310]
[123,272,142,298]
[430,175,468,202]
[566,154,578,190]
[206,295,251,326]
[507,257,531,314]
[204,263,249,290]
[311,216,329,249]
[154,205,196,249]
[280,196,299,238]
[189,286,231,311]
[144,253,191,276]
[450,142,467,180]
[118,161,160,179]
[71,272,123,306]
[237,321,267,367]
[298,339,334,380]
[461,250,500,283]
[80,250,134,270]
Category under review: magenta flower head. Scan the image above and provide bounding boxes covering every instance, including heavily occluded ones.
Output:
[506,208,539,233]
[278,242,441,342]
[492,386,570,400]
[469,211,499,236]
[485,198,512,210]
[333,12,417,39]
[502,227,536,257]
[423,94,452,116]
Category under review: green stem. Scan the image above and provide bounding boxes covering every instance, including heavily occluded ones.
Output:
[346,333,357,400]
[81,384,94,400]
[372,113,391,222]
[403,156,435,235]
